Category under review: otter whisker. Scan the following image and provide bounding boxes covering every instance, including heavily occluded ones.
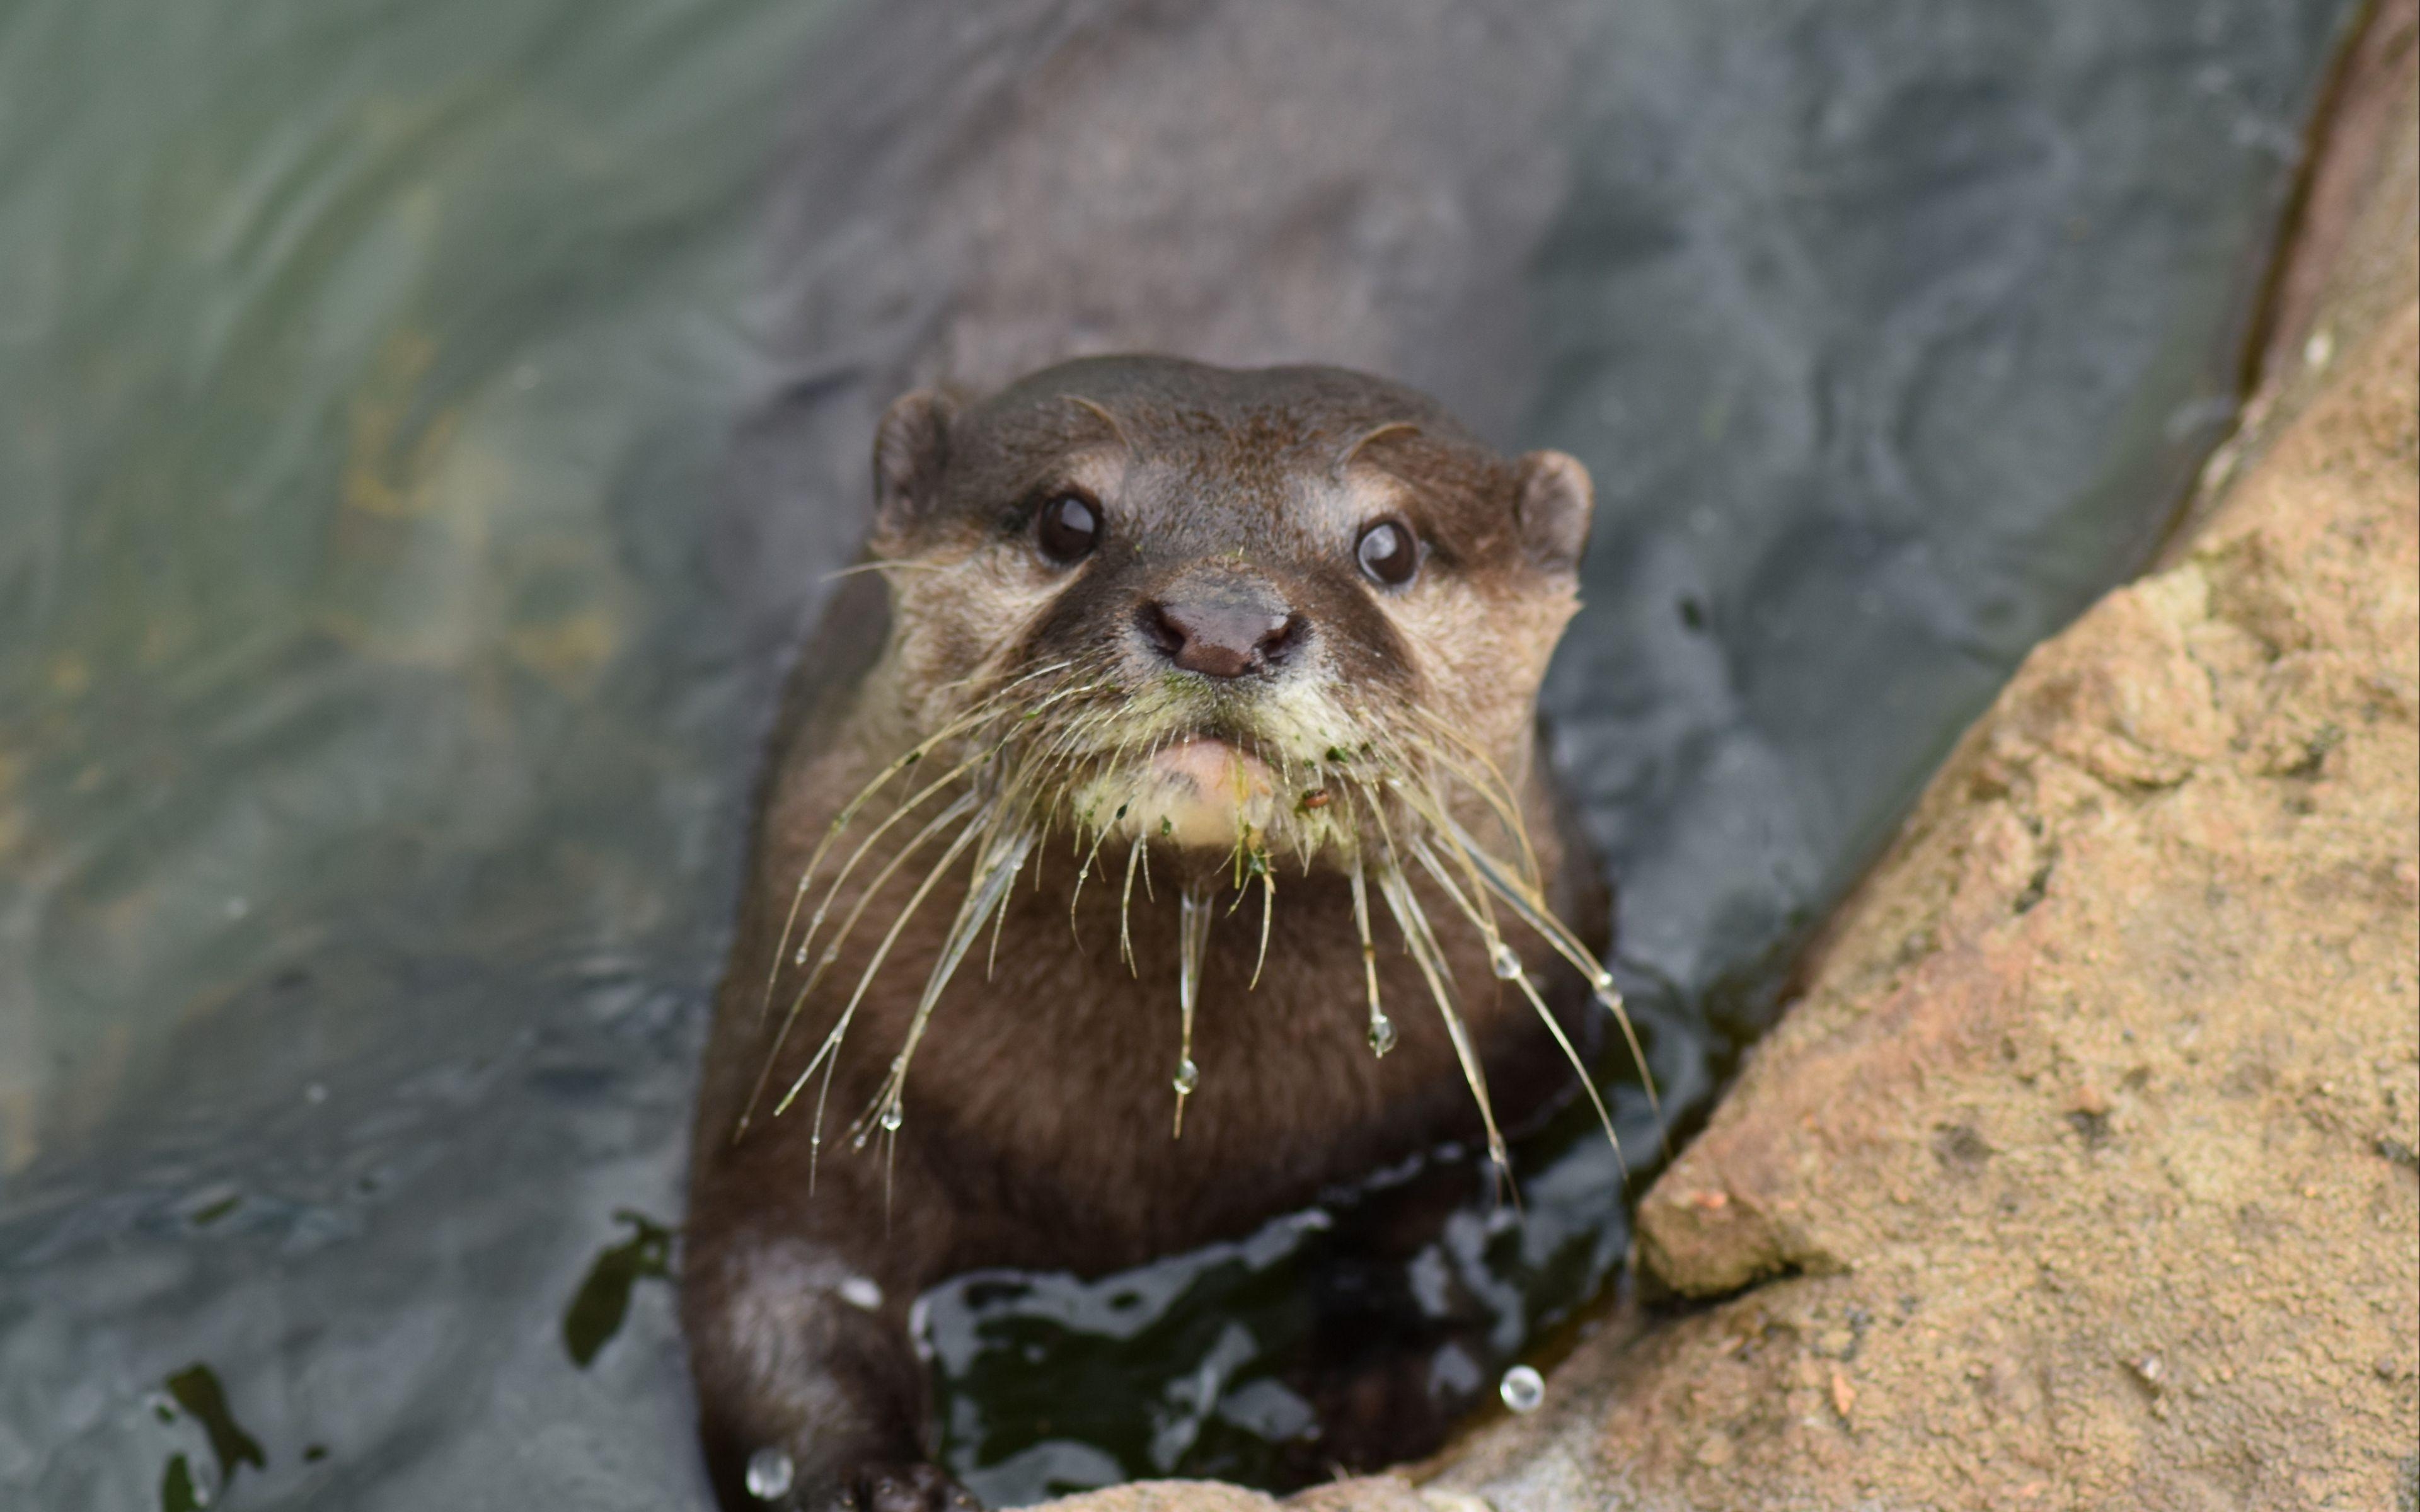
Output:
[737,787,983,1140]
[1066,801,1126,946]
[925,651,1082,716]
[800,803,993,1191]
[1345,848,1393,1057]
[1370,849,1512,1193]
[882,1122,900,1234]
[986,847,1023,978]
[1405,707,1545,888]
[1373,759,1587,973]
[1119,836,1146,975]
[981,761,1068,980]
[1226,832,1270,919]
[1171,881,1213,1137]
[859,821,1041,1145]
[806,790,985,997]
[1428,809,1611,1002]
[1409,833,1625,1180]
[1380,769,1584,977]
[788,671,1110,980]
[759,659,1078,1016]
[1433,808,1666,1154]
[1335,648,1527,861]
[1357,782,1508,1177]
[819,557,962,581]
[786,742,1006,1005]
[771,798,991,1125]
[1249,862,1273,992]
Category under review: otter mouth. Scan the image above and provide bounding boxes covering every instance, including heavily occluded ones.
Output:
[1053,679,1351,861]
[1071,728,1333,855]
[1128,736,1277,849]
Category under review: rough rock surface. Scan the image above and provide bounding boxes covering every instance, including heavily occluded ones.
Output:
[1031,1477,1441,1512]
[1045,12,2420,1511]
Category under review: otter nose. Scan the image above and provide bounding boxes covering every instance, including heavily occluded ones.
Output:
[1139,590,1305,679]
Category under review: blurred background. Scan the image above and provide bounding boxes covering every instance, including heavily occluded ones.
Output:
[0,1,2361,1508]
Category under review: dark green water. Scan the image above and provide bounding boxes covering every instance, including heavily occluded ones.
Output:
[0,0,2357,1507]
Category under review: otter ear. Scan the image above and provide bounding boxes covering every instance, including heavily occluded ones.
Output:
[872,389,959,540]
[1512,449,1594,575]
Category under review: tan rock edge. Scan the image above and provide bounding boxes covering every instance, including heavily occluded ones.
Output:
[1044,13,2419,1510]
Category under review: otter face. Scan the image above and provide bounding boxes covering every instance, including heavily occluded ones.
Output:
[865,356,1592,868]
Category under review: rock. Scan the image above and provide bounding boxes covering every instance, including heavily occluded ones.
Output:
[1035,1477,1440,1512]
[1427,13,2420,1511]
[1037,11,2419,1511]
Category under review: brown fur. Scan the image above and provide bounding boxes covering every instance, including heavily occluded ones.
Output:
[683,357,1605,1510]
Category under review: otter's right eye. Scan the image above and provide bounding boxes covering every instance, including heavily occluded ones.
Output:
[1356,518,1418,586]
[1036,493,1102,564]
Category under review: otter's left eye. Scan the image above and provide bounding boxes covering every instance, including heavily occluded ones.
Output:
[1036,493,1102,564]
[1356,518,1417,587]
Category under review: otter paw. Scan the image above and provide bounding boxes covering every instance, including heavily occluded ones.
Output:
[823,1462,979,1512]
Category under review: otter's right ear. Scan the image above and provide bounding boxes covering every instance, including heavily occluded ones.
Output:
[872,389,958,540]
[1512,449,1594,576]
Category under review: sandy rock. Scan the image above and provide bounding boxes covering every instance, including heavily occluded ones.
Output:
[1035,1484,1291,1512]
[1039,1477,1439,1512]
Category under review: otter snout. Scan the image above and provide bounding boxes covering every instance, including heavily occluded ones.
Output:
[1136,581,1308,679]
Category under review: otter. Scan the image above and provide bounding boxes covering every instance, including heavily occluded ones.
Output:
[684,355,1631,1511]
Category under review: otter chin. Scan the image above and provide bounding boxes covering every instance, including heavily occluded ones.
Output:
[1092,736,1280,850]
[683,355,1633,1512]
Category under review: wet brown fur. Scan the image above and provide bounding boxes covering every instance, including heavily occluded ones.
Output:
[683,357,1605,1509]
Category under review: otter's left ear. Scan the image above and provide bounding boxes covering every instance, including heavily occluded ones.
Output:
[1512,449,1594,575]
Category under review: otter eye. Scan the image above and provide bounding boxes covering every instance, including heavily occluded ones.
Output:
[1035,493,1101,564]
[1356,518,1417,587]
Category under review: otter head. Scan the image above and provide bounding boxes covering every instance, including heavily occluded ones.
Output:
[866,356,1592,873]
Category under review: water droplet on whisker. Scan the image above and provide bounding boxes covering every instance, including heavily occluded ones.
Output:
[745,1447,795,1500]
[1366,1014,1397,1057]
[1499,1364,1545,1413]
[1490,942,1524,980]
[879,1104,903,1133]
[1172,1057,1199,1096]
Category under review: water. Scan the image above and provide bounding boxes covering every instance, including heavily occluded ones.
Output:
[0,0,2356,1508]
[743,1449,795,1502]
[1496,1366,1544,1416]
[1173,885,1211,1128]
